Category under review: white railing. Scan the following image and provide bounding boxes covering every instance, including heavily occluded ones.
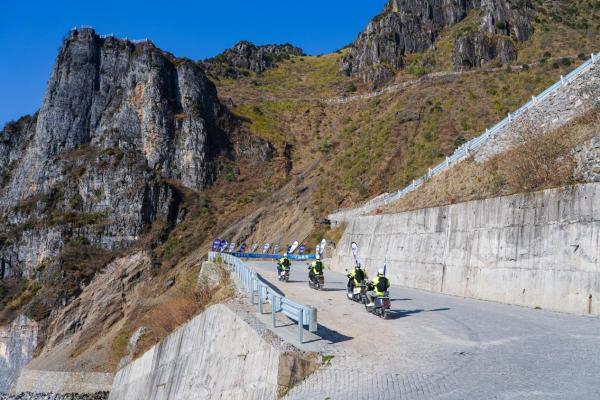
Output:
[329,52,600,222]
[209,252,317,343]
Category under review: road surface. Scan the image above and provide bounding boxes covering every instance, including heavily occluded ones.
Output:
[247,261,600,400]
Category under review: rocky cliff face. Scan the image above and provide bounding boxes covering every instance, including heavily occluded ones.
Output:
[0,315,37,393]
[204,41,304,78]
[342,0,533,84]
[451,31,517,68]
[0,28,269,321]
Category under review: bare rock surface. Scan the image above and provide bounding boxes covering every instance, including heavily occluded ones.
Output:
[205,40,304,78]
[342,0,533,84]
[0,316,38,393]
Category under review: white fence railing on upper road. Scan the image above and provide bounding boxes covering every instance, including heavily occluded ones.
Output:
[329,52,600,223]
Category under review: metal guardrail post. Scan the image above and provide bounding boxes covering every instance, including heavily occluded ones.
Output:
[272,295,277,327]
[298,308,304,343]
[247,273,253,305]
[258,283,263,314]
[309,307,317,333]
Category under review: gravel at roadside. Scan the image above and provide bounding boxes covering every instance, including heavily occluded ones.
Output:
[0,393,108,400]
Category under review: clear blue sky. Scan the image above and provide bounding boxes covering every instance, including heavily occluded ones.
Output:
[0,0,386,127]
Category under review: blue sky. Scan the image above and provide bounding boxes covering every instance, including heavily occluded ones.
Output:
[0,0,386,127]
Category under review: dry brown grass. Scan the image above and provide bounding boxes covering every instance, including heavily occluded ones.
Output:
[109,262,234,366]
[382,108,600,213]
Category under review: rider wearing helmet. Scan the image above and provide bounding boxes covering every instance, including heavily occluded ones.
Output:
[347,263,368,292]
[278,252,291,274]
[308,254,324,284]
[367,268,390,306]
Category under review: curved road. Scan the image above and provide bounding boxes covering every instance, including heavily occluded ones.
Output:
[247,261,600,400]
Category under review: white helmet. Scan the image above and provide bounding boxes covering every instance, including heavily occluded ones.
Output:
[377,268,384,275]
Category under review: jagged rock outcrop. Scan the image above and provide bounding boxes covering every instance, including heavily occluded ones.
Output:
[342,0,533,84]
[479,0,533,41]
[0,28,271,320]
[204,40,304,78]
[452,32,517,69]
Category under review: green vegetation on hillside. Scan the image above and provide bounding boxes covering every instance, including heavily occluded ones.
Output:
[213,1,600,219]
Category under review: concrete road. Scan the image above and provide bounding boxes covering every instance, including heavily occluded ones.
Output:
[248,261,600,400]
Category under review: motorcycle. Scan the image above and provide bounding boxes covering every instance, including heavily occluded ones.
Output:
[345,270,368,304]
[366,293,391,319]
[307,264,325,290]
[278,268,290,282]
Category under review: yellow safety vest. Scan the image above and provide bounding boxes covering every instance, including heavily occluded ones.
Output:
[371,276,390,296]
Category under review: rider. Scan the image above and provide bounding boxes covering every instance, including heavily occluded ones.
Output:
[367,268,390,306]
[346,263,368,292]
[308,255,324,283]
[277,253,291,275]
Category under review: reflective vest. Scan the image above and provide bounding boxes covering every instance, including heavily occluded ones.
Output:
[370,275,390,296]
[279,258,290,270]
[348,268,367,285]
[310,260,324,274]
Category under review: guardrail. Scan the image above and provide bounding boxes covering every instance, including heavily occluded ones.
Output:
[209,252,317,343]
[329,52,600,223]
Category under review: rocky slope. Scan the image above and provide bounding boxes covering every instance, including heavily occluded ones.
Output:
[341,0,533,85]
[0,27,276,381]
[204,41,304,78]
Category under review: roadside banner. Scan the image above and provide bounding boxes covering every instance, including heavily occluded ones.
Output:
[229,242,236,252]
[290,240,300,253]
[273,244,280,254]
[263,243,270,253]
[239,243,247,252]
[212,239,221,251]
[383,256,388,276]
[220,241,228,252]
[351,242,359,266]
[251,243,259,252]
[319,239,327,256]
[299,244,305,254]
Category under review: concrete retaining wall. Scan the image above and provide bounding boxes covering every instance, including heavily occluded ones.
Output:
[333,183,600,315]
[0,315,37,393]
[108,304,319,400]
[13,370,113,394]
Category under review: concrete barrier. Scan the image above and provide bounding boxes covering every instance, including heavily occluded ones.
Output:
[333,183,600,316]
[13,369,113,394]
[0,315,38,393]
[108,304,319,400]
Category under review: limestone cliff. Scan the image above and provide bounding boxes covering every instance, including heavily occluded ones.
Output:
[0,27,270,327]
[341,0,533,85]
[204,40,304,78]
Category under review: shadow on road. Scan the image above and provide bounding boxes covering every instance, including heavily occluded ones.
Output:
[391,298,413,302]
[304,324,354,344]
[387,307,451,320]
[387,309,425,320]
[256,273,285,296]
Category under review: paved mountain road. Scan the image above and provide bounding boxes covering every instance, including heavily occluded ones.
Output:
[247,261,600,400]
